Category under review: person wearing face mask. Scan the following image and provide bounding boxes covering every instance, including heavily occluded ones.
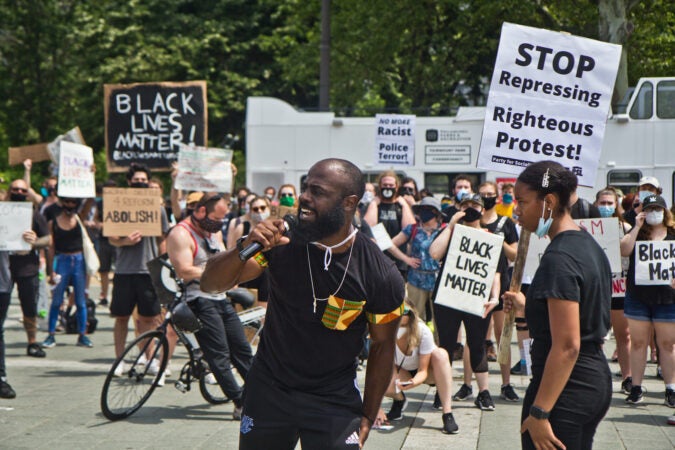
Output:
[619,194,675,408]
[277,184,298,209]
[2,180,50,359]
[39,176,60,219]
[357,182,376,219]
[364,171,415,277]
[441,174,473,223]
[264,186,278,205]
[623,176,663,227]
[429,194,505,413]
[167,193,253,419]
[399,177,420,208]
[107,164,170,373]
[502,161,612,450]
[495,182,516,219]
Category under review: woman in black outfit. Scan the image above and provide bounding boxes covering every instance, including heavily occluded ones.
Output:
[503,161,612,450]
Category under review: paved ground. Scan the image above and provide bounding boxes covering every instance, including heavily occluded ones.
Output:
[1,285,674,449]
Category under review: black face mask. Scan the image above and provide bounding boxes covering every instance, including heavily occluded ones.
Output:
[462,208,482,223]
[196,216,224,233]
[130,182,149,189]
[380,188,394,200]
[481,196,497,210]
[62,205,78,215]
[9,193,27,202]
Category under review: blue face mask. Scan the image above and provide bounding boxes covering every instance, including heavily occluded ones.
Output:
[502,193,513,205]
[638,190,652,203]
[456,188,470,202]
[598,205,615,218]
[535,202,553,238]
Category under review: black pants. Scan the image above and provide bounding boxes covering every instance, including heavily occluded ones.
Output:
[13,275,39,318]
[0,292,10,378]
[189,298,253,405]
[239,362,362,450]
[522,343,611,450]
[434,303,491,373]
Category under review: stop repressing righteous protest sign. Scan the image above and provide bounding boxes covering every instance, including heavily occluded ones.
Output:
[477,22,621,186]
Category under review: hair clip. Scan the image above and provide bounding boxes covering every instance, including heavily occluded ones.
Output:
[541,168,550,188]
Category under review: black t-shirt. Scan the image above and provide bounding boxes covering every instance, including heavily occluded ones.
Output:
[626,232,675,305]
[378,202,407,271]
[526,230,611,349]
[42,202,62,223]
[9,212,49,278]
[257,231,405,393]
[481,215,518,294]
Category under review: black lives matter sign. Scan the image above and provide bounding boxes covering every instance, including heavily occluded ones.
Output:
[104,81,207,172]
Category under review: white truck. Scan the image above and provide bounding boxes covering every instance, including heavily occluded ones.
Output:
[245,77,675,204]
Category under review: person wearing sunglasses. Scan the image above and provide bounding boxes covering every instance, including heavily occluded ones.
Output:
[399,177,420,207]
[277,184,297,208]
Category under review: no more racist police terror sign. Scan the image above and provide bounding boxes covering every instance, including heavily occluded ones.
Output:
[374,114,416,165]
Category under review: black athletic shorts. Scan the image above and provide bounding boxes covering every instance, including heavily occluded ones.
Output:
[110,273,160,317]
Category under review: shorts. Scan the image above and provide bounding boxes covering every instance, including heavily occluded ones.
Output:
[97,238,116,273]
[611,297,625,311]
[624,291,675,323]
[110,273,161,317]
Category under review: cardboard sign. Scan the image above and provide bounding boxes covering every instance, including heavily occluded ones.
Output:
[0,202,33,251]
[8,143,51,166]
[174,145,233,193]
[104,81,208,172]
[271,205,296,221]
[370,223,394,251]
[434,225,504,317]
[634,241,675,285]
[47,127,86,164]
[477,23,621,186]
[374,114,416,165]
[57,142,96,198]
[102,187,163,237]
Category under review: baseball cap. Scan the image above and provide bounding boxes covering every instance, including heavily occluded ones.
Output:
[641,194,667,210]
[639,176,660,190]
[459,193,484,208]
[412,196,442,214]
[186,191,204,205]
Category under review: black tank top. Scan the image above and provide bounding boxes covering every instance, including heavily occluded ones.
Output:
[53,219,83,254]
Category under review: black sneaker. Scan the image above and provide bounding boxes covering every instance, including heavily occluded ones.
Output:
[510,360,522,375]
[432,391,442,410]
[453,384,473,401]
[98,298,108,307]
[625,385,644,404]
[474,390,495,411]
[442,412,459,434]
[665,388,675,408]
[500,384,519,402]
[621,377,633,395]
[0,380,16,399]
[386,393,408,421]
[26,343,46,358]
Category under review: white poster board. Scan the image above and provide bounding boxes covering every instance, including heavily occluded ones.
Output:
[612,273,627,298]
[434,225,504,317]
[47,126,86,164]
[634,241,675,285]
[477,22,621,187]
[57,142,96,198]
[374,114,415,165]
[0,202,33,251]
[174,145,234,193]
[370,222,394,251]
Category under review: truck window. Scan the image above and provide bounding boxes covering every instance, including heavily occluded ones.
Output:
[657,80,675,119]
[629,81,653,120]
[607,170,642,194]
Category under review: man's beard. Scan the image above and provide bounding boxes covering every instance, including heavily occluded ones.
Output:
[292,202,346,246]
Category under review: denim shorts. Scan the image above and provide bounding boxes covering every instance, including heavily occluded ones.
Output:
[624,292,675,323]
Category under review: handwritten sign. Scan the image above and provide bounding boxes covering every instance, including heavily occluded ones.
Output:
[174,145,233,192]
[612,273,627,298]
[370,223,394,251]
[434,225,504,317]
[57,142,96,198]
[0,202,33,251]
[374,114,415,165]
[8,143,51,166]
[477,23,621,186]
[104,81,207,172]
[102,187,162,237]
[634,241,675,285]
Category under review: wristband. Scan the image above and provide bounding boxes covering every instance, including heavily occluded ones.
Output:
[529,405,550,420]
[252,252,268,268]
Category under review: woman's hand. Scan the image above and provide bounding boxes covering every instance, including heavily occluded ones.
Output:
[635,211,646,228]
[502,290,526,313]
[521,416,566,450]
[449,210,465,226]
[405,256,421,269]
[482,298,499,318]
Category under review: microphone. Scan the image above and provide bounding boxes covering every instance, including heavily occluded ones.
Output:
[238,214,297,261]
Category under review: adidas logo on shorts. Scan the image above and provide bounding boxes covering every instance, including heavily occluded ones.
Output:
[345,431,360,445]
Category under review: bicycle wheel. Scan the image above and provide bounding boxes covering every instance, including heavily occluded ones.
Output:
[101,330,169,420]
[199,368,230,405]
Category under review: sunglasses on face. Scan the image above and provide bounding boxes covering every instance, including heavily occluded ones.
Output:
[11,187,28,193]
[399,187,415,196]
[251,205,267,213]
[280,192,294,198]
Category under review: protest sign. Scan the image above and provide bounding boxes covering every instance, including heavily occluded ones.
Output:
[612,273,627,298]
[270,205,296,221]
[57,142,96,198]
[370,223,394,251]
[523,233,550,280]
[477,23,621,186]
[104,81,207,172]
[8,143,51,166]
[634,241,675,285]
[174,145,233,193]
[434,224,504,317]
[0,202,33,251]
[102,187,163,237]
[47,127,86,164]
[374,114,415,165]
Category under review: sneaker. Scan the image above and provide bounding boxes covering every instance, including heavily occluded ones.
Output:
[138,354,148,366]
[148,359,160,375]
[453,384,473,401]
[621,377,633,395]
[668,415,675,426]
[41,335,56,349]
[26,343,46,358]
[432,391,442,410]
[452,343,464,362]
[204,372,218,385]
[155,372,165,387]
[625,385,644,404]
[233,406,243,421]
[386,393,408,421]
[0,380,16,399]
[665,388,675,408]
[510,360,522,375]
[113,361,126,377]
[98,298,108,307]
[474,390,495,411]
[486,341,497,362]
[77,335,93,348]
[442,412,459,434]
[500,384,520,402]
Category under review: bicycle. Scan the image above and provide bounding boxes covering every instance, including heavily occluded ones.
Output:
[100,260,260,421]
